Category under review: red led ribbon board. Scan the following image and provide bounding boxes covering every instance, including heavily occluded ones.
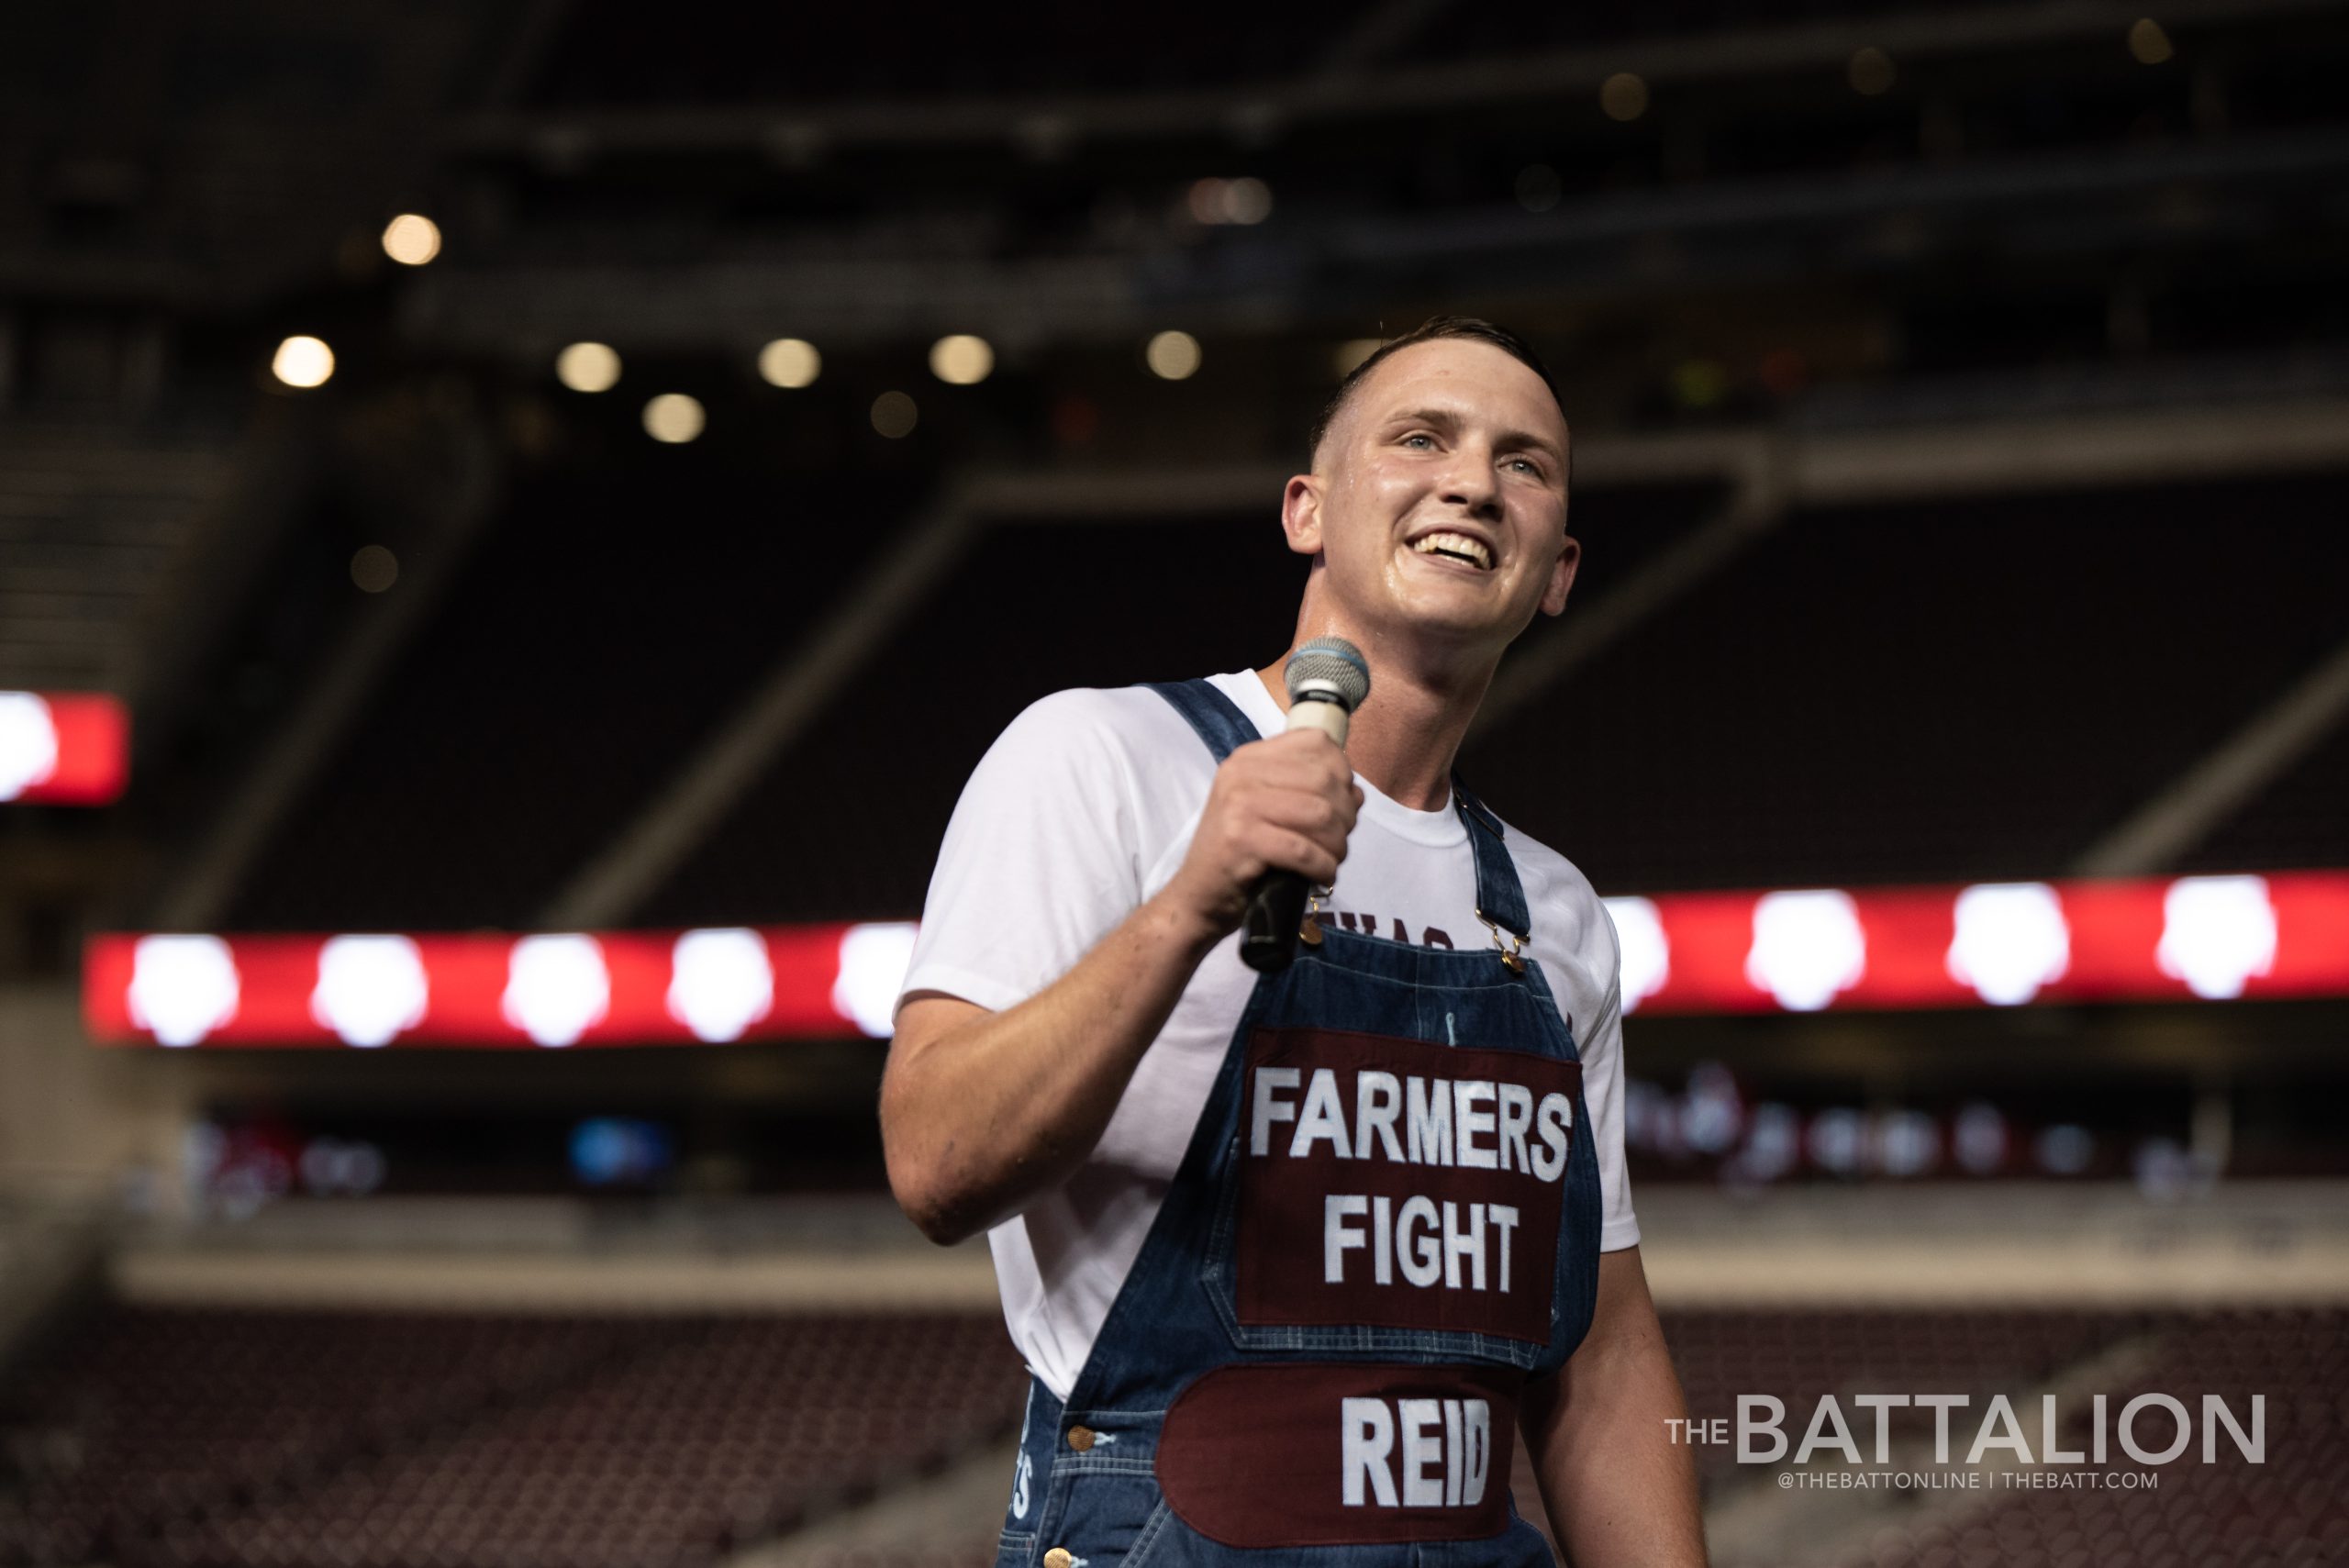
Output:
[83,925,904,1049]
[0,693,128,806]
[1609,872,2349,1016]
[83,872,2349,1047]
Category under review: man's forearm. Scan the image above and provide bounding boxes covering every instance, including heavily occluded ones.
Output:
[880,891,1221,1245]
[1525,1250,1708,1567]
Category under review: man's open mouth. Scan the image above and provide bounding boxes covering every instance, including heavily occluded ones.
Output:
[1410,531,1494,571]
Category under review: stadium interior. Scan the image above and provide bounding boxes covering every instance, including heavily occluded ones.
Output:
[3,1,2346,1564]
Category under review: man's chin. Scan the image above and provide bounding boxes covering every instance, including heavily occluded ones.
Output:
[1368,595,1520,649]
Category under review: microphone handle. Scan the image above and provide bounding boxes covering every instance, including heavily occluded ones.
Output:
[1240,870,1312,973]
[1237,691,1352,974]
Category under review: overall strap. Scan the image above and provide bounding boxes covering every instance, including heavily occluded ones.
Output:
[1143,679,1259,762]
[1452,773,1532,945]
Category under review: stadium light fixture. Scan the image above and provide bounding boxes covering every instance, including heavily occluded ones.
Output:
[381,214,441,266]
[556,342,622,394]
[272,335,335,389]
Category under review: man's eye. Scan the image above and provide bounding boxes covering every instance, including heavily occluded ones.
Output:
[1508,457,1542,475]
[1401,433,1435,449]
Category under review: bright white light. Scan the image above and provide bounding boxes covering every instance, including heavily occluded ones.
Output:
[501,934,610,1047]
[758,338,820,389]
[311,934,429,1048]
[557,342,622,394]
[1745,889,1866,1011]
[128,935,240,1048]
[929,334,995,385]
[833,922,919,1038]
[2156,874,2277,1000]
[0,692,61,800]
[1146,330,1201,381]
[643,393,705,444]
[1603,895,1669,1014]
[1947,882,2070,1006]
[380,214,441,266]
[666,928,774,1043]
[272,336,335,389]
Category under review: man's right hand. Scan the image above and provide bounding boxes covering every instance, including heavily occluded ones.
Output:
[1157,729,1364,942]
[884,728,1361,1247]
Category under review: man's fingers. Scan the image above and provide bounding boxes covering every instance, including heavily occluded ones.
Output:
[1228,751,1353,799]
[1247,828,1341,888]
[1238,782,1357,838]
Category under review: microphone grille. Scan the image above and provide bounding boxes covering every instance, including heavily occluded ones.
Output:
[1285,637,1371,712]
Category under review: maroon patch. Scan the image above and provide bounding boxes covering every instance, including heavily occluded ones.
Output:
[1234,1026,1578,1343]
[1155,1362,1524,1547]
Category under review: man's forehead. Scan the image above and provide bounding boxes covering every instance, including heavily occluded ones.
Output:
[1347,339,1569,445]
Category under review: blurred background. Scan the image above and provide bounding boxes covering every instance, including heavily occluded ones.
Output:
[4,1,2348,1564]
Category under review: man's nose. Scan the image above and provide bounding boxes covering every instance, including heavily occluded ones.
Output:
[1438,444,1503,517]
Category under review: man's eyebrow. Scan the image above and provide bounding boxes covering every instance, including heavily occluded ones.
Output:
[1382,406,1565,464]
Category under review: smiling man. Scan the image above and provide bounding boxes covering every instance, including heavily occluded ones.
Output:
[883,317,1706,1566]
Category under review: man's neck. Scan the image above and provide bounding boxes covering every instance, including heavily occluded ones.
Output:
[1252,644,1495,812]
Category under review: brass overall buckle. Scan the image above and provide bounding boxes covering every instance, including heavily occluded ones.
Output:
[1477,912,1527,976]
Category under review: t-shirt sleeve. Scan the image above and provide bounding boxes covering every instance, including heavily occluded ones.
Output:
[895,691,1148,1019]
[1579,973,1642,1253]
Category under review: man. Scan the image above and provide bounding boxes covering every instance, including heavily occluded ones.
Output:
[883,317,1706,1566]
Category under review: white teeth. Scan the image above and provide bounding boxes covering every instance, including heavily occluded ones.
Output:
[1411,532,1492,569]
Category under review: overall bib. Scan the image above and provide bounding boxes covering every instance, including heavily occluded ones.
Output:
[996,679,1604,1568]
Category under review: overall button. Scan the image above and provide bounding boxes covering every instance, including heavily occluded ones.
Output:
[1065,1426,1096,1451]
[1043,1550,1075,1568]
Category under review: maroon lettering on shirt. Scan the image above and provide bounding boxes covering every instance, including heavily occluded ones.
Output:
[1235,1026,1580,1343]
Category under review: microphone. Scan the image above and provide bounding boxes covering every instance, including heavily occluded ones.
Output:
[1240,636,1372,973]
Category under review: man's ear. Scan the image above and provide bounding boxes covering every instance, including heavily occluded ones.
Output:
[1539,535,1581,617]
[1280,474,1324,558]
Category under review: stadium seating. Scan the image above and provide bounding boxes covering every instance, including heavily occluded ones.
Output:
[1831,1309,2349,1568]
[222,463,930,931]
[0,422,235,695]
[1463,473,2349,894]
[1666,1308,2150,1488]
[0,1307,1023,1568]
[637,484,1723,929]
[195,466,2349,935]
[8,1301,2335,1567]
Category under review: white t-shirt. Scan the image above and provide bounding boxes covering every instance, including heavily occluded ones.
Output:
[896,669,1640,1401]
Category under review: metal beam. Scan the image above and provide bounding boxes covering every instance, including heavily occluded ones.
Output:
[151,422,499,930]
[540,497,985,929]
[1475,443,1787,739]
[2074,634,2349,877]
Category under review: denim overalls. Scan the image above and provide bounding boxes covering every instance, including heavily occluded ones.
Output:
[995,679,1604,1567]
